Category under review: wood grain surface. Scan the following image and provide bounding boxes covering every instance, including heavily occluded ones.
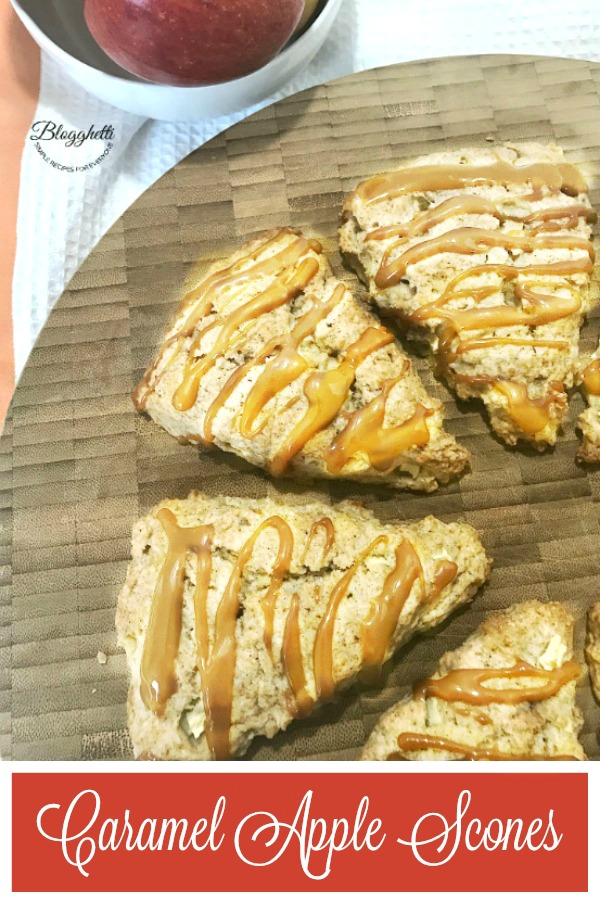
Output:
[3,55,600,760]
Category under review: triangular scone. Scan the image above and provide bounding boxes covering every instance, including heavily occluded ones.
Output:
[116,492,490,760]
[361,600,584,761]
[340,144,596,449]
[577,348,600,462]
[133,228,469,491]
[585,601,600,700]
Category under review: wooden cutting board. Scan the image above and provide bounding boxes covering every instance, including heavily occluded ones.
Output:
[3,54,600,761]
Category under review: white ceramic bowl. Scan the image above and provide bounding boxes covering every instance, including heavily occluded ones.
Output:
[11,0,343,121]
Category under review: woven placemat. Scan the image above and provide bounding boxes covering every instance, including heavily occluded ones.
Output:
[3,54,600,760]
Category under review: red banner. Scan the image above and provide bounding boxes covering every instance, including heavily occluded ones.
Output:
[12,773,587,892]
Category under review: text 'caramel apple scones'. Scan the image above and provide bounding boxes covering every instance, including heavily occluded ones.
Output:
[133,228,469,491]
[362,600,585,761]
[340,144,597,449]
[116,493,490,760]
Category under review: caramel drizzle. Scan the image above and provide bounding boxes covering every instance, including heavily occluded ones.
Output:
[416,273,579,380]
[143,512,462,753]
[376,227,594,288]
[496,381,565,434]
[281,592,314,718]
[360,557,456,685]
[407,263,582,431]
[146,224,432,474]
[173,253,320,412]
[199,515,293,759]
[437,337,570,376]
[416,277,582,332]
[388,733,578,761]
[269,327,394,476]
[258,518,295,655]
[314,541,459,698]
[526,204,597,234]
[458,337,568,355]
[238,284,346,440]
[352,166,592,443]
[395,248,586,437]
[352,159,588,207]
[134,231,308,410]
[140,509,214,718]
[446,371,565,435]
[360,539,423,679]
[429,559,459,601]
[201,516,292,759]
[366,195,507,242]
[141,511,293,760]
[444,377,565,436]
[178,230,297,329]
[313,535,388,702]
[301,518,336,567]
[582,358,600,396]
[203,284,346,442]
[324,365,432,474]
[143,226,437,473]
[365,196,595,244]
[388,658,582,760]
[414,658,581,705]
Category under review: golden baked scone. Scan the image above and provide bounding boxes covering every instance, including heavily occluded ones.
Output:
[577,349,600,462]
[340,143,596,449]
[133,228,469,491]
[116,492,490,760]
[362,600,584,761]
[585,601,600,699]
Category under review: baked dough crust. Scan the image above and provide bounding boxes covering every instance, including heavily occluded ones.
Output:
[341,143,596,449]
[362,600,585,760]
[133,227,469,491]
[117,492,490,760]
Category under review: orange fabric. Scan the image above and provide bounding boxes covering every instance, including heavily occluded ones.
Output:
[0,8,41,425]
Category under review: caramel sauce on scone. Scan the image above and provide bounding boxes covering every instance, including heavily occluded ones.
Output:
[313,535,389,702]
[366,198,596,243]
[359,539,423,681]
[194,514,293,760]
[140,508,214,719]
[137,228,445,479]
[387,658,581,761]
[173,255,320,412]
[413,658,581,705]
[324,364,433,475]
[429,560,459,601]
[388,734,578,761]
[140,508,462,759]
[494,381,566,435]
[447,375,566,435]
[301,517,336,567]
[281,593,314,718]
[141,510,293,760]
[237,283,346,440]
[376,228,593,288]
[269,327,394,476]
[133,232,314,410]
[349,153,595,442]
[351,159,587,206]
[582,358,600,396]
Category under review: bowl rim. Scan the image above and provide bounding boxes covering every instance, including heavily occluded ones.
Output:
[10,0,336,93]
